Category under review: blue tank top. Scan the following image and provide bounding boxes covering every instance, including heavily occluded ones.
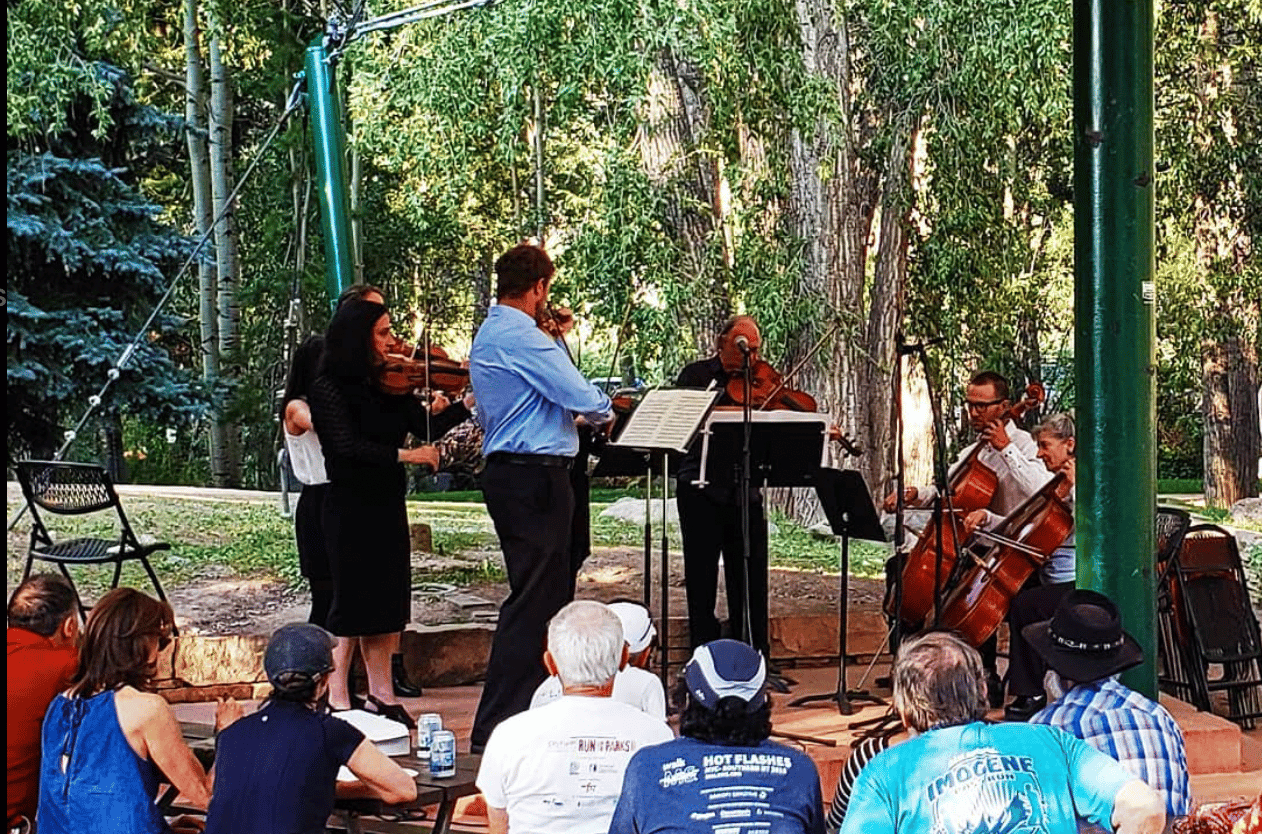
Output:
[38,689,172,834]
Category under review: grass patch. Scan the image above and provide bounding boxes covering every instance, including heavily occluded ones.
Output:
[766,511,889,577]
[408,485,643,503]
[6,498,300,598]
[414,559,506,586]
[1157,478,1202,494]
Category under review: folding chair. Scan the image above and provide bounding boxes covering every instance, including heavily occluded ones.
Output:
[1169,524,1262,728]
[1154,507,1196,704]
[16,460,174,624]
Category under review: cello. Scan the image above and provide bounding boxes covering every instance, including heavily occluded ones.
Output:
[937,472,1074,646]
[886,383,1045,628]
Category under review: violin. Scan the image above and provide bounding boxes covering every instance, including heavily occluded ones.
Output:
[378,337,469,398]
[725,359,864,457]
[937,472,1074,646]
[886,382,1045,629]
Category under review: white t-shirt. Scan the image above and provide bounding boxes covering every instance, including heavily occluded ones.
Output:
[476,695,674,834]
[530,666,667,721]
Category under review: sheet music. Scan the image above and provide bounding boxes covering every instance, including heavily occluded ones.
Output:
[609,388,721,453]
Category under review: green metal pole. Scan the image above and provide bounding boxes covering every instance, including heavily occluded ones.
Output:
[304,40,356,309]
[1073,0,1158,697]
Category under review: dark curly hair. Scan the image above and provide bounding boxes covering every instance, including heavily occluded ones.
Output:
[672,679,772,747]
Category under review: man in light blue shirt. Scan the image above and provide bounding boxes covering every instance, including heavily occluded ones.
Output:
[468,243,612,752]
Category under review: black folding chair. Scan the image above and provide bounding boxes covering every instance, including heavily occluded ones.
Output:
[1169,524,1262,728]
[1154,507,1195,704]
[16,460,174,624]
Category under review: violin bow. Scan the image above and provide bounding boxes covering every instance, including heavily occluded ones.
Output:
[603,288,638,390]
[755,320,841,411]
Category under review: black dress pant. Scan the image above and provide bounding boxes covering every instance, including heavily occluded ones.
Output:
[471,461,575,750]
[1007,580,1076,696]
[676,479,769,654]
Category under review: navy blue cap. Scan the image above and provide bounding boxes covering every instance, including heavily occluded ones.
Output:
[683,639,767,713]
[264,623,336,690]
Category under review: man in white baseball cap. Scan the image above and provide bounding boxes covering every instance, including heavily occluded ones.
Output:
[530,600,666,719]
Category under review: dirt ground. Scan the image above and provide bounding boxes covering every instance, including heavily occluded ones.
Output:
[167,543,885,637]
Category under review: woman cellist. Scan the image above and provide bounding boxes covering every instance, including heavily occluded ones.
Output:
[960,412,1078,720]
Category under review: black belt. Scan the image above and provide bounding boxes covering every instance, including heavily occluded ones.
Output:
[486,451,574,469]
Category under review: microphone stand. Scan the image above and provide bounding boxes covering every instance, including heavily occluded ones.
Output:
[738,345,756,655]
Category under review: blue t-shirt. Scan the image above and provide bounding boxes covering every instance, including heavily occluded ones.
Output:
[839,722,1135,834]
[608,736,825,834]
[204,699,364,834]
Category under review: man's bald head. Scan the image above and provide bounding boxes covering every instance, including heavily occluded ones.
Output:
[8,574,78,639]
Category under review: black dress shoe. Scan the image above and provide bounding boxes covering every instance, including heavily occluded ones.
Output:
[1003,695,1047,722]
[392,653,422,698]
[365,693,417,729]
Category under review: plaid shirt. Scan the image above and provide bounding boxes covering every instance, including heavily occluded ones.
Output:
[1031,677,1192,818]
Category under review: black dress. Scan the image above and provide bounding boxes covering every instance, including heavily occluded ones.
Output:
[308,375,468,636]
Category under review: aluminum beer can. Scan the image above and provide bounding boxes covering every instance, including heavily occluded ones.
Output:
[429,730,456,778]
[416,713,443,759]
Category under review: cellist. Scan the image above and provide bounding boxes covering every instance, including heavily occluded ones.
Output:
[882,370,1051,701]
[963,412,1078,721]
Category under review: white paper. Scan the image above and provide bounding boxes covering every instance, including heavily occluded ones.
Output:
[609,388,721,453]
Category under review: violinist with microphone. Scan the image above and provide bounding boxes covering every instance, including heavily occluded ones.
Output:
[674,315,774,658]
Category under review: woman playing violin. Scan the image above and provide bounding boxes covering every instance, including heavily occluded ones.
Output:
[308,297,470,723]
[674,315,773,657]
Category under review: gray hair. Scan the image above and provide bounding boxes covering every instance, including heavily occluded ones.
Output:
[1032,412,1075,442]
[547,601,624,688]
[892,631,988,733]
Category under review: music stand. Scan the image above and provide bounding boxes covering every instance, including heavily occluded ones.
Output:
[697,411,829,684]
[608,387,722,690]
[789,467,886,713]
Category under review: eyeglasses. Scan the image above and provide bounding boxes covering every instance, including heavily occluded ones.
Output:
[965,398,1005,411]
[156,632,172,652]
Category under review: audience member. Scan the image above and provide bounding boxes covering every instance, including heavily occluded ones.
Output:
[37,588,214,834]
[839,631,1165,834]
[609,639,825,834]
[1026,589,1192,819]
[477,601,673,834]
[530,600,666,719]
[205,623,416,834]
[7,575,79,829]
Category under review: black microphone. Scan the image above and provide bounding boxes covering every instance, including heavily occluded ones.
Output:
[734,335,753,354]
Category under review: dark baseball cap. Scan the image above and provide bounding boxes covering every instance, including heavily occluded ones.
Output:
[684,639,768,713]
[264,623,336,690]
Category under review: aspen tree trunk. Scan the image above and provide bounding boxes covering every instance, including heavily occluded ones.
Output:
[208,30,241,486]
[184,0,229,485]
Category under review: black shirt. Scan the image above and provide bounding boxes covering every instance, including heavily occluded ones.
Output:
[674,356,760,504]
[204,699,365,834]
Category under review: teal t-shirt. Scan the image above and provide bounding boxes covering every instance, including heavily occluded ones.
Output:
[839,722,1134,834]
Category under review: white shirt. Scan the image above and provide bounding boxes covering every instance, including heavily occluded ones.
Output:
[530,666,667,721]
[915,420,1050,517]
[284,427,328,485]
[476,695,674,834]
